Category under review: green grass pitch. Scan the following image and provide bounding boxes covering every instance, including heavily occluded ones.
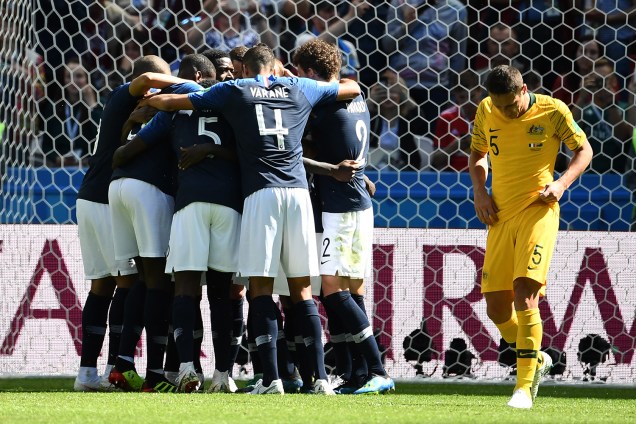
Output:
[1,378,635,424]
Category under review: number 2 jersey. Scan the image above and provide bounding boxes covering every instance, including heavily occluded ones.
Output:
[188,75,339,198]
[471,93,586,224]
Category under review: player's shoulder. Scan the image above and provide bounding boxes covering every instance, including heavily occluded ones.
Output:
[533,93,570,115]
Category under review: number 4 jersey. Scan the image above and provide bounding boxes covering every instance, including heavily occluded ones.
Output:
[188,75,339,198]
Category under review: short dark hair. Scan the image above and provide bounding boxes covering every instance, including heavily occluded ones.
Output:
[131,55,171,79]
[485,65,523,95]
[243,44,275,75]
[201,48,230,63]
[230,45,248,62]
[293,39,341,81]
[179,54,216,80]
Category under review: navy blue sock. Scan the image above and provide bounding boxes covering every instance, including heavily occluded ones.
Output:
[294,299,327,380]
[251,295,279,386]
[294,314,313,388]
[246,303,262,375]
[348,293,370,380]
[208,271,232,372]
[229,297,244,373]
[144,289,171,372]
[193,297,204,374]
[172,295,195,364]
[324,291,384,376]
[118,281,146,362]
[275,306,295,379]
[322,296,352,380]
[80,292,111,367]
[107,287,128,365]
[351,293,367,317]
[164,327,179,372]
[282,306,298,367]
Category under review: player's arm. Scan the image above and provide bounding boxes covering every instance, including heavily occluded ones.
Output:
[138,93,195,112]
[540,139,593,203]
[302,157,360,182]
[469,149,499,226]
[112,136,148,169]
[120,106,158,144]
[128,72,190,97]
[336,78,361,101]
[178,144,238,170]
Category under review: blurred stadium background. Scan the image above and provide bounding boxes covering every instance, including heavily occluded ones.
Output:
[0,0,634,383]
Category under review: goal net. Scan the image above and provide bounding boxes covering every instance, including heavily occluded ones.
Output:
[1,0,635,383]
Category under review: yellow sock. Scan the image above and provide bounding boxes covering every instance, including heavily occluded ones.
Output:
[495,311,518,345]
[514,308,542,396]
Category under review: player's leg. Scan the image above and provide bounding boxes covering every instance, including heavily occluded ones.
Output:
[228,283,246,378]
[207,269,235,392]
[238,188,285,394]
[206,203,242,392]
[125,179,175,392]
[509,204,559,407]
[348,280,369,388]
[107,179,147,391]
[172,270,202,392]
[320,287,353,391]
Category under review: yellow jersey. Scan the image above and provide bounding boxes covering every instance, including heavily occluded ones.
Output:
[471,93,586,225]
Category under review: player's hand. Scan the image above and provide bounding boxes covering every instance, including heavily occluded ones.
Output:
[129,105,158,124]
[539,180,566,204]
[473,188,499,226]
[365,178,376,197]
[331,159,361,182]
[179,144,210,170]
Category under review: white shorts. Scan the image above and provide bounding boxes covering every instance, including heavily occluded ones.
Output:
[238,187,319,278]
[108,178,174,260]
[271,233,322,296]
[77,199,137,279]
[320,208,373,279]
[166,202,241,273]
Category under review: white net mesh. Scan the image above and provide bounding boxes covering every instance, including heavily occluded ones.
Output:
[1,0,635,381]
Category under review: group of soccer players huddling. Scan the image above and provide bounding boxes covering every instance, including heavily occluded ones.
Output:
[73,40,395,396]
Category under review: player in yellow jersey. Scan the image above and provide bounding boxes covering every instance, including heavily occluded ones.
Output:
[469,65,593,409]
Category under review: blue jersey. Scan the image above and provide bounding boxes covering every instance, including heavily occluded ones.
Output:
[188,75,339,198]
[140,88,242,213]
[111,82,200,196]
[78,83,139,204]
[310,94,371,213]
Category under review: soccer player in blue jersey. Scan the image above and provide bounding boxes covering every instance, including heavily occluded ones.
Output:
[73,56,188,392]
[294,39,395,395]
[108,55,216,393]
[140,44,361,394]
[113,70,243,393]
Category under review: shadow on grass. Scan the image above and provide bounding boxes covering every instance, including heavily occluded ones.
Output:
[1,378,635,400]
[396,381,636,400]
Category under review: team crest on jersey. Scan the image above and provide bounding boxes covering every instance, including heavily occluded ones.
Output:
[527,124,544,136]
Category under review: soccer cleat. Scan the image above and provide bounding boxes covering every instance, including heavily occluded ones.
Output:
[247,379,284,395]
[353,375,395,395]
[164,371,179,385]
[141,377,178,393]
[507,388,533,409]
[99,365,118,392]
[313,379,335,395]
[208,370,237,393]
[108,366,144,392]
[176,364,200,393]
[334,379,361,395]
[531,351,553,400]
[73,374,102,392]
[281,367,303,393]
